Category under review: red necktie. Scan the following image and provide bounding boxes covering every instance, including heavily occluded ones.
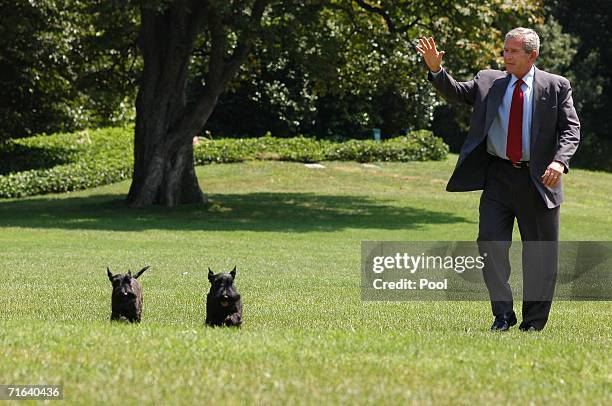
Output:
[506,78,524,164]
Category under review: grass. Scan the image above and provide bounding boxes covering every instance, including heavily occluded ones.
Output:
[0,156,610,404]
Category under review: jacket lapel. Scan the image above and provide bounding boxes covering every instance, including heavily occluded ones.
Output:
[530,67,544,151]
[484,74,511,138]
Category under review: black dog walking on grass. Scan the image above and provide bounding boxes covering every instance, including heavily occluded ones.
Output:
[206,267,243,327]
[107,266,150,323]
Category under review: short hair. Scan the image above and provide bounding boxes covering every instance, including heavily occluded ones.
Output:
[505,27,540,54]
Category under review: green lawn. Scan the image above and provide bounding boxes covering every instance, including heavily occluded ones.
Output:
[1,156,610,404]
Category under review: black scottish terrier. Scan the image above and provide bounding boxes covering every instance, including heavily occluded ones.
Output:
[206,266,243,327]
[107,266,149,323]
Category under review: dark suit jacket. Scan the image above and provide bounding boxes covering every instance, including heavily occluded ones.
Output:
[429,67,580,208]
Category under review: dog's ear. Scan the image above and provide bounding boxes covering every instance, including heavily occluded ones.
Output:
[230,266,237,280]
[208,268,214,282]
[134,266,150,279]
[107,267,113,281]
[127,270,132,278]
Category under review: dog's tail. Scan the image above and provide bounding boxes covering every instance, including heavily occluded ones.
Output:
[134,266,150,279]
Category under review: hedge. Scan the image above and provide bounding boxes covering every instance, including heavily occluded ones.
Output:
[0,127,448,198]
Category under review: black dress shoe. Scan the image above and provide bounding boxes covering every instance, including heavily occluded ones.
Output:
[490,312,517,331]
[519,323,540,332]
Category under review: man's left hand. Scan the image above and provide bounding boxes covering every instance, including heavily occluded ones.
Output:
[542,161,565,187]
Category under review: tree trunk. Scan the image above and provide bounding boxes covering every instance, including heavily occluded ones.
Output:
[127,76,222,207]
[126,0,268,207]
[126,126,206,207]
[127,2,210,207]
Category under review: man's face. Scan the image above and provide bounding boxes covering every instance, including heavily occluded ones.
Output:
[503,37,537,78]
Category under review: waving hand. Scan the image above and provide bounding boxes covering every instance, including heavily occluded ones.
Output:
[416,37,445,73]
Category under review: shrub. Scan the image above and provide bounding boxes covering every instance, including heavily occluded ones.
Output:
[0,127,448,198]
[0,127,133,198]
[194,132,448,164]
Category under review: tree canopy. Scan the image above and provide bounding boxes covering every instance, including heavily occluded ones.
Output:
[6,1,612,202]
[0,0,140,140]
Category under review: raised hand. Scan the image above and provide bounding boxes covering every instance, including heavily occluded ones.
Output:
[416,37,445,73]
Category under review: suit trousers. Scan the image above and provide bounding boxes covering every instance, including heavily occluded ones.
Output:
[477,156,560,330]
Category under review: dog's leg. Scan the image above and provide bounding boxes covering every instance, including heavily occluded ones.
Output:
[224,313,242,327]
[126,309,139,323]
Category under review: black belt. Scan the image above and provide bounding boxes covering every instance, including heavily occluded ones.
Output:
[492,156,530,168]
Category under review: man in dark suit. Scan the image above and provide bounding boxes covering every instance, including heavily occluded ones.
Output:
[416,28,580,331]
